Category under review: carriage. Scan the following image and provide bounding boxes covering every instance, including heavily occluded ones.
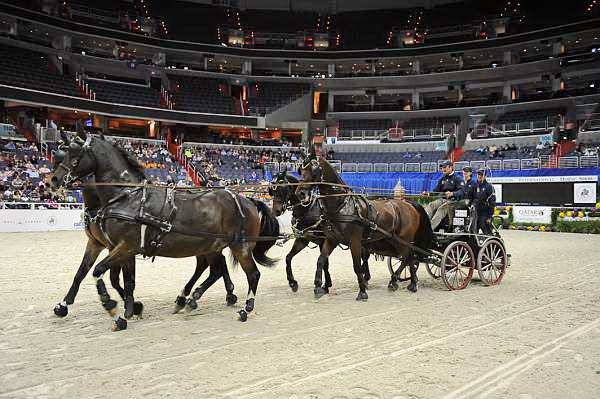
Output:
[388,203,511,291]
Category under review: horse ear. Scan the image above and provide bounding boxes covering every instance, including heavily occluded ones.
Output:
[60,130,71,144]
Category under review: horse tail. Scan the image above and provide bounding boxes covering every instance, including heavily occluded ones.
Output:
[250,199,280,267]
[410,201,433,255]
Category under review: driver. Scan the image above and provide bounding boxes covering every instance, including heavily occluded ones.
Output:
[422,160,462,231]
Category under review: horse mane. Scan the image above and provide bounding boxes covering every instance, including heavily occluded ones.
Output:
[110,142,147,180]
[283,173,299,184]
[318,156,346,187]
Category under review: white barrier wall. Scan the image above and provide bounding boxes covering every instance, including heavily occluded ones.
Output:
[0,207,86,233]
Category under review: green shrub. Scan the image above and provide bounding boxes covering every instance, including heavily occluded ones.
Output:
[555,220,600,234]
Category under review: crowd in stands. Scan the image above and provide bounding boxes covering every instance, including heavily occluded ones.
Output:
[116,140,192,186]
[0,139,81,207]
[571,143,600,157]
[184,145,305,186]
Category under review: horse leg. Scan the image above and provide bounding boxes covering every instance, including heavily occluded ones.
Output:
[122,258,142,319]
[174,256,209,313]
[109,264,126,302]
[218,254,238,306]
[230,245,261,322]
[285,238,308,292]
[54,238,103,317]
[314,239,335,299]
[91,243,131,331]
[350,236,368,301]
[407,252,419,293]
[361,249,371,290]
[389,248,409,291]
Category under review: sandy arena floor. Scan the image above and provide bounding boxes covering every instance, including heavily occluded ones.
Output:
[0,229,599,399]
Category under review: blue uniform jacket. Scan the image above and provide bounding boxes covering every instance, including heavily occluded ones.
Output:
[432,173,463,195]
[465,180,496,218]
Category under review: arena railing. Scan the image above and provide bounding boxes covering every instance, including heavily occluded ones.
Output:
[337,125,455,142]
[330,155,596,173]
[476,119,557,138]
[181,142,306,153]
[0,202,84,210]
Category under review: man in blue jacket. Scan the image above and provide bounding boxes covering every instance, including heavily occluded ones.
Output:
[422,160,463,231]
[465,169,496,235]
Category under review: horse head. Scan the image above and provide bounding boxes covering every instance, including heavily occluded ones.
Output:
[295,157,322,204]
[50,130,95,189]
[269,167,300,216]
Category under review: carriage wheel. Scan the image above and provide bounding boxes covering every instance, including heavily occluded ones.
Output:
[476,239,507,286]
[387,257,417,282]
[440,241,474,290]
[425,263,441,279]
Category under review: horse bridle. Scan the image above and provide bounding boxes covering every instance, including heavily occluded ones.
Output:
[54,135,95,185]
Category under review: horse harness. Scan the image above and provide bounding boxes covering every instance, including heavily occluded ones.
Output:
[90,183,251,258]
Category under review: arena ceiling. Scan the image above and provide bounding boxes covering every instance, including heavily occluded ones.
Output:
[178,0,464,13]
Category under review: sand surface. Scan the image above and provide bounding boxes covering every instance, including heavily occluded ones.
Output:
[0,229,599,398]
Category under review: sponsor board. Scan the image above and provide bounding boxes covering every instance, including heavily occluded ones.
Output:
[573,183,597,204]
[0,209,86,232]
[512,206,553,224]
[487,175,598,184]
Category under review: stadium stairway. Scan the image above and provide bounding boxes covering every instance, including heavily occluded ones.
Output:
[167,133,201,186]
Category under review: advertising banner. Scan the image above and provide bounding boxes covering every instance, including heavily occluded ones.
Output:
[0,209,86,232]
[573,183,597,204]
[512,206,553,224]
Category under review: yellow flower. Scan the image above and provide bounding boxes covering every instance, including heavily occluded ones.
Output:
[494,209,500,216]
[540,226,546,231]
[578,211,585,218]
[559,212,565,218]
[566,211,573,217]
[527,226,533,230]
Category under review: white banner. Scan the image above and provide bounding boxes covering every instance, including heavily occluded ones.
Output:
[0,209,86,232]
[512,206,553,224]
[487,175,598,184]
[492,184,502,203]
[573,183,597,204]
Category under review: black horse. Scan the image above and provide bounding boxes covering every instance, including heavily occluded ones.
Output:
[270,170,372,297]
[296,157,433,301]
[53,182,238,319]
[51,131,279,330]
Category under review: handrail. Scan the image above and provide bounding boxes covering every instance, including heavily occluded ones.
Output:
[0,202,84,210]
[327,155,598,172]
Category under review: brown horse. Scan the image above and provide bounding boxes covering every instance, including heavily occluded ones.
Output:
[53,184,238,319]
[51,131,279,330]
[295,156,433,300]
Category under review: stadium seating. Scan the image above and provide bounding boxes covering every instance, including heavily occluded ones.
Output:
[168,75,237,114]
[0,44,82,97]
[87,80,162,108]
[248,82,310,115]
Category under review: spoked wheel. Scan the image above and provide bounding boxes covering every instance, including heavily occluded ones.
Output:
[387,257,418,281]
[476,239,508,286]
[425,263,441,279]
[440,241,475,290]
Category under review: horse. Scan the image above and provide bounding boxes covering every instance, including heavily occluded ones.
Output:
[53,183,238,319]
[295,156,433,300]
[51,130,279,330]
[270,170,372,297]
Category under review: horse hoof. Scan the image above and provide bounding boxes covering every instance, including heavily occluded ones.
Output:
[112,317,128,332]
[245,298,255,313]
[133,302,144,317]
[226,293,238,306]
[103,299,118,317]
[238,309,248,322]
[54,303,68,317]
[314,287,327,299]
[185,298,198,312]
[406,284,418,293]
[289,281,299,292]
[356,292,369,301]
[388,281,399,291]
[323,286,330,294]
[124,308,134,320]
